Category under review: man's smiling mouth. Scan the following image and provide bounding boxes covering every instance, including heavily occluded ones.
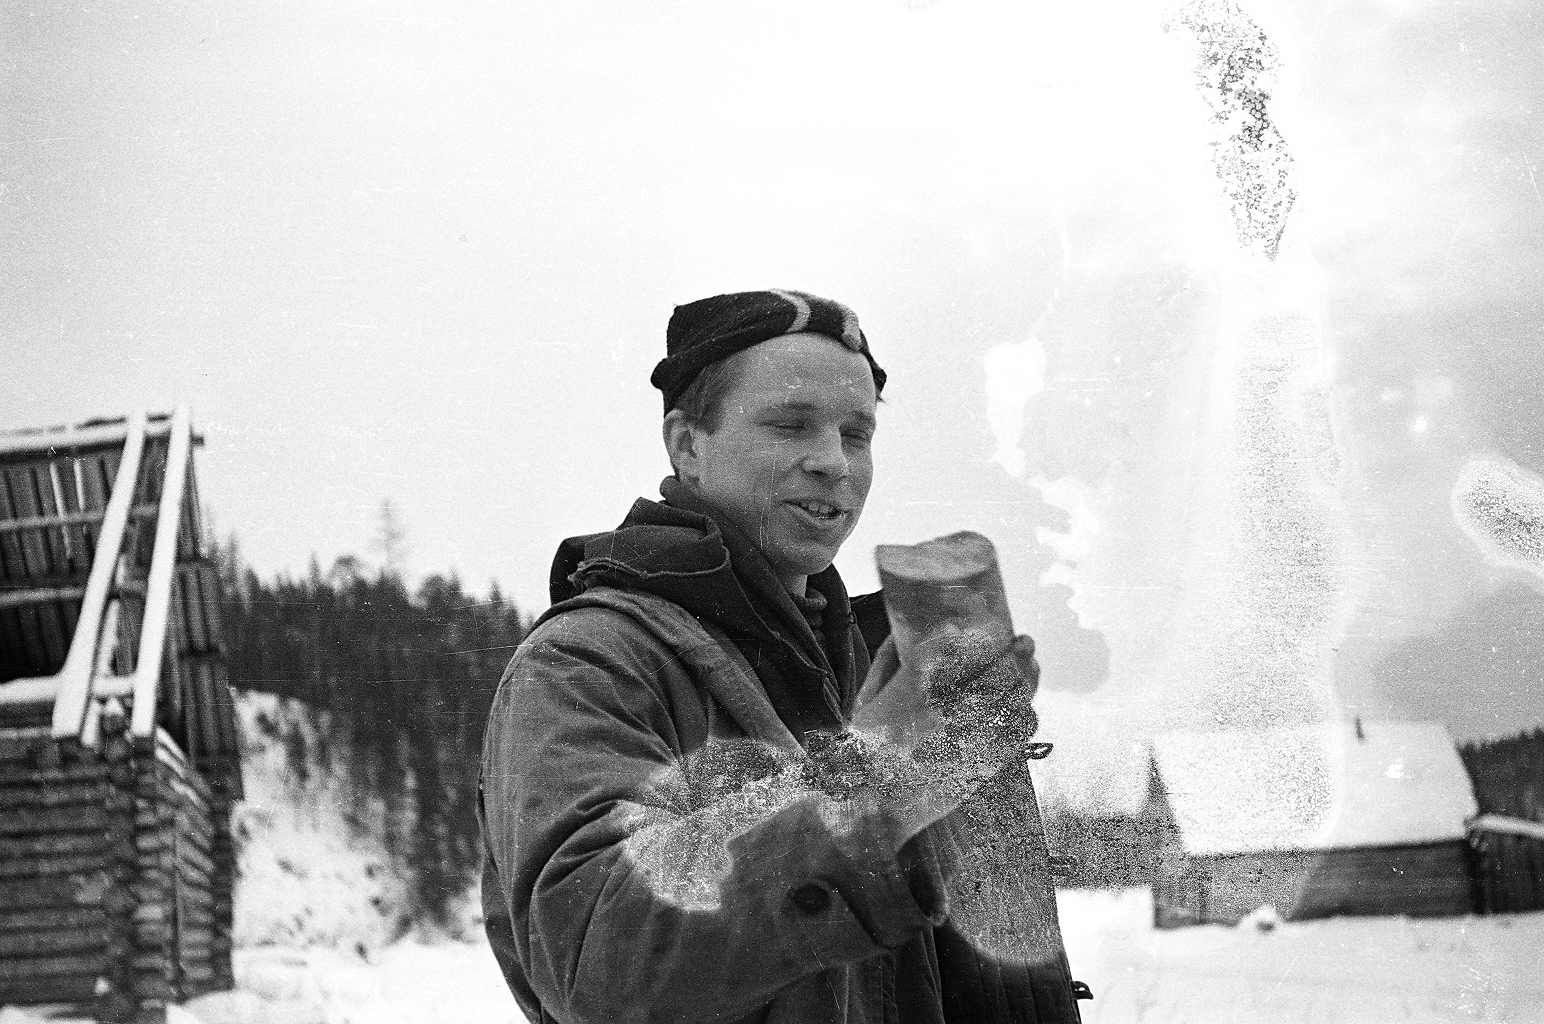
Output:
[788,499,845,522]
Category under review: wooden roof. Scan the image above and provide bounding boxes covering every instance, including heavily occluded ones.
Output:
[0,410,240,791]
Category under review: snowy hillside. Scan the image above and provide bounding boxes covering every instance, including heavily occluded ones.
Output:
[193,690,517,1023]
[228,692,423,951]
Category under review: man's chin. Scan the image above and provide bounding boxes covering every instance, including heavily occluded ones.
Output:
[770,544,843,583]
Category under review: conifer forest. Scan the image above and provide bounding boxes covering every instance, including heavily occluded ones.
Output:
[214,538,531,925]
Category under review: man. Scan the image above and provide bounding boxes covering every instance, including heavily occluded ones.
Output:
[478,290,1080,1023]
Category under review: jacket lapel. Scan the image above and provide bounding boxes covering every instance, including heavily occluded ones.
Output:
[537,588,803,756]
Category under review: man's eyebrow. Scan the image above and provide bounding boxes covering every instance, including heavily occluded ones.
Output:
[764,400,876,429]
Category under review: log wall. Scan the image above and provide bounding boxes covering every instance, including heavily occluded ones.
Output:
[1154,842,1474,928]
[0,714,234,1022]
[1471,827,1544,914]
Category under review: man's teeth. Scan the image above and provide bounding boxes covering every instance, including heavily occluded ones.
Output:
[794,501,840,518]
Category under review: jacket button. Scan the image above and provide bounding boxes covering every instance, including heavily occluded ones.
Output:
[788,883,830,916]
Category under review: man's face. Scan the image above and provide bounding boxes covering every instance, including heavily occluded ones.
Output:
[673,332,878,589]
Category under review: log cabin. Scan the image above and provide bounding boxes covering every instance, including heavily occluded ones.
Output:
[0,409,241,1023]
[1468,813,1544,914]
[1147,720,1478,928]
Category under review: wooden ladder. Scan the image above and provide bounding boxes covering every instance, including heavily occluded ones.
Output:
[0,408,192,748]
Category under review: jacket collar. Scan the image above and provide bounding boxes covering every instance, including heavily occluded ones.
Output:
[549,478,858,707]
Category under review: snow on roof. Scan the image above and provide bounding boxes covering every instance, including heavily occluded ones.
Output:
[1150,720,1479,857]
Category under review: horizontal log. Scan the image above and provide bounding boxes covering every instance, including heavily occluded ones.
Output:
[0,973,101,1003]
[0,735,51,762]
[0,781,128,810]
[133,902,174,924]
[25,740,61,770]
[0,851,120,880]
[0,503,164,536]
[0,804,109,836]
[133,896,216,926]
[0,828,123,858]
[129,952,175,975]
[132,829,176,854]
[0,871,114,909]
[133,850,180,876]
[175,886,217,913]
[170,936,216,957]
[141,855,215,889]
[179,910,220,934]
[134,815,174,836]
[175,889,216,914]
[174,916,216,938]
[0,923,119,958]
[179,928,217,955]
[172,915,217,938]
[135,919,215,948]
[0,583,84,608]
[128,876,177,904]
[0,950,108,982]
[0,766,109,788]
[130,908,213,939]
[133,925,177,948]
[0,905,108,933]
[131,976,175,1000]
[136,802,209,829]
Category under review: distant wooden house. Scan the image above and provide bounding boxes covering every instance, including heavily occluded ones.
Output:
[0,409,242,1022]
[1147,720,1478,928]
[1469,814,1544,914]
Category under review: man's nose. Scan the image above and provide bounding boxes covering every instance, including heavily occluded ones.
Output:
[799,428,849,479]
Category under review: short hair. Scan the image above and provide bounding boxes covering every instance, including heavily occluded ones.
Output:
[669,357,741,433]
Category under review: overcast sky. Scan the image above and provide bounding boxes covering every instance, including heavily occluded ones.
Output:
[5,0,1543,747]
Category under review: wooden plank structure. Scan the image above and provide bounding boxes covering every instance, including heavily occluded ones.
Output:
[1469,814,1544,914]
[1146,720,1479,928]
[0,409,242,1023]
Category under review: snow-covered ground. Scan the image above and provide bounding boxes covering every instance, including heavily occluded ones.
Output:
[16,892,1542,1024]
[184,943,522,1024]
[6,693,1541,1023]
[18,895,1537,1019]
[181,890,1544,1024]
[1057,889,1544,1024]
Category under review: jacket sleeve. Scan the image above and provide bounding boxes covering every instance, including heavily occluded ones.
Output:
[480,607,947,1024]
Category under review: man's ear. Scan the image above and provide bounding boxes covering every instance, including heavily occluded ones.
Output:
[662,410,701,485]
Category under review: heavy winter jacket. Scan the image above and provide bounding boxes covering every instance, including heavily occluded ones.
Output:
[478,481,1080,1024]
